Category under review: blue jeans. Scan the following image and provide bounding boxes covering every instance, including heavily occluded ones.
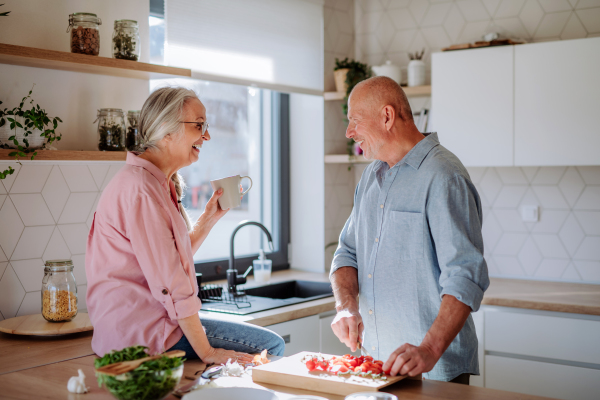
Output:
[168,314,285,359]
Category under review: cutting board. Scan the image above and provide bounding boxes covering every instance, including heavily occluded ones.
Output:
[252,351,407,396]
[0,313,93,335]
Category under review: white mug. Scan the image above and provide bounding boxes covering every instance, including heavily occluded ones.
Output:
[210,175,253,210]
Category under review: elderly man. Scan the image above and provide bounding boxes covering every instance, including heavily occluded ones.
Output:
[330,76,489,384]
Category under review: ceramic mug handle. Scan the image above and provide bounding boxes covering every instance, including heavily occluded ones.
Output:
[240,176,253,196]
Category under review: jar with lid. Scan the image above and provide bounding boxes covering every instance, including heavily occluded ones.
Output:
[41,260,78,322]
[126,110,141,151]
[113,20,140,61]
[67,13,102,56]
[96,108,126,151]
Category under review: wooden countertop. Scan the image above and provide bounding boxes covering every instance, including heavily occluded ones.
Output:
[483,278,600,316]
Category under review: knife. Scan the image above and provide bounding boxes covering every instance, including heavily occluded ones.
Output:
[173,365,223,397]
[357,341,371,358]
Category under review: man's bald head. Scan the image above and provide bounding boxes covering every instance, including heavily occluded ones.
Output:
[349,76,413,122]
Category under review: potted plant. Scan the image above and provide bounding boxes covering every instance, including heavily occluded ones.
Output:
[0,86,63,179]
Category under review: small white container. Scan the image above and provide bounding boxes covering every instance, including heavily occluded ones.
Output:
[407,59,426,87]
[372,60,402,84]
[253,249,272,283]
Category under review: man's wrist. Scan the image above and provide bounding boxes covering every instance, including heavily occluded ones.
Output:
[419,335,444,360]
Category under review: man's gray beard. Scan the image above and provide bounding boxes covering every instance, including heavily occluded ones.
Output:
[362,141,383,161]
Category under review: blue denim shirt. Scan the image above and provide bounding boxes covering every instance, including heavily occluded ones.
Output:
[330,132,489,381]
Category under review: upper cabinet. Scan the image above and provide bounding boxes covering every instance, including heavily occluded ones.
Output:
[514,37,600,166]
[431,46,514,167]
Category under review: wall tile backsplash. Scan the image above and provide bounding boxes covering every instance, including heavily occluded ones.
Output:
[0,162,123,321]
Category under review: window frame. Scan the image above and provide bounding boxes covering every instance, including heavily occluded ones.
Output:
[194,92,290,281]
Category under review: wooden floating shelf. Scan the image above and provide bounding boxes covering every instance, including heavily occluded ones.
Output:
[0,149,127,161]
[324,85,431,101]
[324,154,371,164]
[0,43,191,80]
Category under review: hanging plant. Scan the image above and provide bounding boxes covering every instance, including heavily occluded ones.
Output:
[0,3,10,17]
[0,86,63,179]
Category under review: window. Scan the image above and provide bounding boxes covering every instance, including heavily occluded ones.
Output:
[149,0,165,64]
[150,79,290,280]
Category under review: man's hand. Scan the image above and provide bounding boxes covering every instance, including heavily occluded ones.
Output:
[331,308,364,352]
[382,343,440,377]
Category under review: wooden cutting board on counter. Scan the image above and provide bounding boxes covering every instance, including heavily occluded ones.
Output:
[0,313,92,335]
[252,351,408,396]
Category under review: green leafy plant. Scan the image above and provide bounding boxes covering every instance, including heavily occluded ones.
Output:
[95,345,184,400]
[0,86,63,179]
[0,3,10,17]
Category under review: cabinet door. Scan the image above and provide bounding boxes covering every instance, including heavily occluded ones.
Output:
[266,315,320,356]
[431,46,514,166]
[319,313,360,356]
[515,37,600,166]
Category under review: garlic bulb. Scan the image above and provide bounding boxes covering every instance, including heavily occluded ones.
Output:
[67,369,88,394]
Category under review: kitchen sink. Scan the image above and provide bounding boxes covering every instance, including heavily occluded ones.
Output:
[200,280,333,315]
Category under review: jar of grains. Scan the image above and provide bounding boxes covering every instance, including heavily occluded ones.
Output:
[41,260,78,322]
[113,20,141,61]
[67,13,102,56]
[96,108,126,151]
[126,110,141,151]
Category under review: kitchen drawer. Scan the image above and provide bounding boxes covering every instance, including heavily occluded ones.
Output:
[266,315,320,356]
[485,309,600,364]
[485,355,600,400]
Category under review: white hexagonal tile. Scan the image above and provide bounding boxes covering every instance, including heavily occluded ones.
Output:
[0,194,5,210]
[421,2,452,27]
[0,180,5,194]
[335,33,354,55]
[59,165,97,193]
[493,255,525,276]
[493,185,527,208]
[495,17,530,39]
[10,193,55,226]
[409,0,429,24]
[532,234,569,258]
[535,259,570,279]
[532,186,569,209]
[517,237,542,275]
[358,10,384,35]
[0,261,7,278]
[518,188,540,209]
[574,186,600,210]
[88,164,109,190]
[559,213,585,256]
[480,168,503,204]
[493,209,527,232]
[11,259,44,292]
[486,256,500,275]
[457,20,491,43]
[493,232,528,255]
[389,7,417,30]
[10,225,54,260]
[519,0,544,36]
[9,164,52,194]
[576,8,600,34]
[561,12,588,40]
[558,167,585,207]
[388,0,411,9]
[576,166,600,184]
[325,10,340,52]
[71,254,87,285]
[0,197,25,259]
[457,0,491,22]
[573,260,600,282]
[534,11,571,38]
[540,0,573,12]
[574,237,600,261]
[576,0,600,9]
[494,0,526,18]
[532,167,566,184]
[562,262,582,281]
[421,26,452,50]
[17,291,41,317]
[42,165,70,222]
[574,211,600,235]
[531,210,568,234]
[0,162,21,192]
[43,227,71,262]
[520,167,538,183]
[375,15,396,51]
[58,192,98,224]
[58,224,89,255]
[495,167,527,184]
[0,248,6,263]
[357,0,385,13]
[0,265,25,318]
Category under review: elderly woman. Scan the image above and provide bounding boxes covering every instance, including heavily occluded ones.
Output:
[86,87,285,364]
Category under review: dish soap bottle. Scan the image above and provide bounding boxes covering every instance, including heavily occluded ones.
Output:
[253,249,272,283]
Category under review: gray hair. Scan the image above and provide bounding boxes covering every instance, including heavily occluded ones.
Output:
[138,86,198,231]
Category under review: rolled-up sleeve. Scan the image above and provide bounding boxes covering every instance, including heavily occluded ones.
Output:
[330,184,360,278]
[427,174,490,311]
[126,194,201,320]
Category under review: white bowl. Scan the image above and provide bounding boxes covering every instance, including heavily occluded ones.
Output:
[182,387,277,400]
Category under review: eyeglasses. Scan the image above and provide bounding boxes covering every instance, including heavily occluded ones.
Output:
[179,121,210,136]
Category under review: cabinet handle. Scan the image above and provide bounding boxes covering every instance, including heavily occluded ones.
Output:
[282,334,291,344]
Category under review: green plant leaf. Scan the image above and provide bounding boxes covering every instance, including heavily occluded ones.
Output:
[0,118,4,127]
[8,151,17,157]
[23,138,29,147]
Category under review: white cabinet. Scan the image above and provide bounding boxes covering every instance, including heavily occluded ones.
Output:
[431,46,514,166]
[470,311,484,387]
[515,37,600,166]
[266,315,320,356]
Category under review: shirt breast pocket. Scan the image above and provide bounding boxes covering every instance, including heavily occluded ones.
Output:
[388,211,424,261]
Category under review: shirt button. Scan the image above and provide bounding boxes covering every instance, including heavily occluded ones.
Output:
[368,274,372,278]
[372,346,376,351]
[162,289,168,295]
[380,204,384,209]
[369,309,373,315]
[375,238,379,243]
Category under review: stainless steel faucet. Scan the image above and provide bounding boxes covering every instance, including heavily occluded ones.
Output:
[228,220,274,293]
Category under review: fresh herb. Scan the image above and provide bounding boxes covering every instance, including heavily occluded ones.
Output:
[98,123,125,151]
[95,346,184,400]
[0,86,62,179]
[0,3,10,17]
[113,31,139,61]
[408,49,425,60]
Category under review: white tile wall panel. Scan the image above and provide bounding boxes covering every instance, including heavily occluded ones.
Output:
[574,186,600,210]
[11,226,54,261]
[495,167,528,184]
[573,260,600,281]
[58,192,98,224]
[494,255,525,275]
[493,185,527,208]
[562,262,582,280]
[574,211,600,235]
[480,169,504,204]
[11,259,44,292]
[466,167,487,184]
[576,0,600,9]
[534,258,570,278]
[532,234,569,259]
[41,165,70,222]
[0,194,5,210]
[558,213,585,257]
[576,166,600,184]
[443,5,466,42]
[0,162,20,192]
[520,167,539,183]
[17,291,41,317]
[0,265,25,318]
[558,166,585,207]
[531,186,569,209]
[58,224,89,255]
[576,7,600,33]
[539,0,572,13]
[494,0,526,19]
[0,181,5,194]
[8,165,51,194]
[530,210,568,233]
[531,166,566,184]
[59,165,98,193]
[561,13,588,40]
[0,249,6,263]
[534,10,571,38]
[574,237,600,261]
[0,261,7,278]
[0,197,25,259]
[88,165,109,190]
[10,194,55,226]
[42,227,71,262]
[493,209,527,232]
[517,237,542,275]
[519,0,544,36]
[494,233,528,255]
[71,254,86,286]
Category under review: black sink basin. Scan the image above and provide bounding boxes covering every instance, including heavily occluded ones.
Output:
[244,280,333,299]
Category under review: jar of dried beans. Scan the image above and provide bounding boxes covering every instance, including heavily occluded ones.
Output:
[68,12,102,56]
[41,260,78,322]
[113,20,140,61]
[126,110,141,151]
[95,108,126,151]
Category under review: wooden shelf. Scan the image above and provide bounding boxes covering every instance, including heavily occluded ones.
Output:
[324,154,371,164]
[0,149,126,161]
[0,43,191,80]
[324,85,431,101]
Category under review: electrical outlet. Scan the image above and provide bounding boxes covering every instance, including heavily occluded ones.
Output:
[521,205,539,222]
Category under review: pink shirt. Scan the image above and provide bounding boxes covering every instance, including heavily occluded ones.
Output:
[86,153,201,356]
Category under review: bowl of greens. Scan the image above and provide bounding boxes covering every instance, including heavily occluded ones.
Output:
[95,345,184,400]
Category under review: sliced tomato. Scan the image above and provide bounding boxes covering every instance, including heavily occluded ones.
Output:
[373,360,384,366]
[306,359,317,371]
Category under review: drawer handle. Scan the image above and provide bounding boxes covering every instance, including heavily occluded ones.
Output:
[282,334,291,344]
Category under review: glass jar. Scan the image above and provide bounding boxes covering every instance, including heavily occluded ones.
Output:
[41,260,78,322]
[113,20,140,61]
[96,108,126,151]
[67,13,102,56]
[126,110,141,151]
